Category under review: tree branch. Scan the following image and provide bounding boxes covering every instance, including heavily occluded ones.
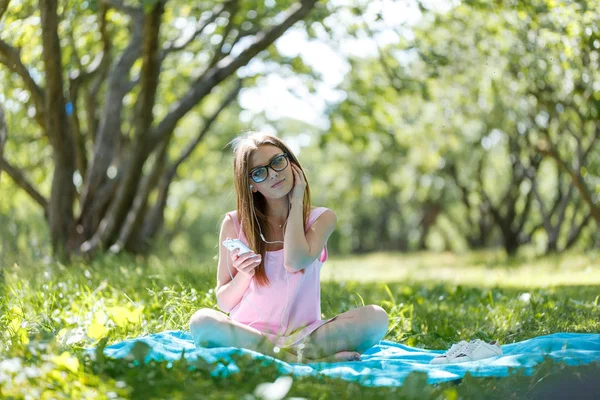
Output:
[445,163,477,233]
[140,80,242,245]
[0,0,10,20]
[82,2,165,254]
[565,210,592,250]
[224,25,263,56]
[177,81,242,172]
[151,0,318,148]
[68,77,88,178]
[101,0,139,15]
[66,24,85,72]
[548,171,567,218]
[538,143,600,224]
[109,144,167,254]
[377,44,419,95]
[0,101,6,184]
[81,4,112,143]
[67,4,112,102]
[529,175,549,225]
[516,174,535,235]
[142,80,241,246]
[446,162,477,230]
[477,157,502,224]
[581,126,598,163]
[75,156,126,242]
[525,220,544,241]
[361,14,419,96]
[552,182,574,238]
[0,40,47,130]
[207,0,240,69]
[2,158,48,211]
[161,2,228,61]
[79,9,143,215]
[515,155,541,234]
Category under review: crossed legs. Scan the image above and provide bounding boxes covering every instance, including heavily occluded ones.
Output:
[289,305,389,361]
[188,308,293,360]
[189,305,389,363]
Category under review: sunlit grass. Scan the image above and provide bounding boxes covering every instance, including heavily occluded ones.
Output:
[323,249,600,287]
[0,248,599,398]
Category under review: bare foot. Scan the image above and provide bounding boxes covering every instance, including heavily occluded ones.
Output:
[267,347,361,364]
[301,351,361,363]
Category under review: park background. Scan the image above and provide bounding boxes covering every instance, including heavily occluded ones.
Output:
[0,0,599,398]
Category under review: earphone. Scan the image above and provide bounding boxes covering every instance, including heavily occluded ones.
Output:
[224,181,292,335]
[250,184,289,242]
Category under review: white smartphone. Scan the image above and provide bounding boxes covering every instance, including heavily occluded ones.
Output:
[222,238,252,255]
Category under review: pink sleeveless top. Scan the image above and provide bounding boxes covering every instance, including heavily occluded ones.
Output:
[224,207,338,349]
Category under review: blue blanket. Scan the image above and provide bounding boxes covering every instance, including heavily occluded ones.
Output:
[96,331,600,387]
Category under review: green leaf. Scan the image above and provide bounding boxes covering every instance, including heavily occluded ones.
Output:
[87,322,108,340]
[51,351,80,374]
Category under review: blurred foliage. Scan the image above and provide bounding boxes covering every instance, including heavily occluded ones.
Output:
[319,0,599,255]
[1,0,599,262]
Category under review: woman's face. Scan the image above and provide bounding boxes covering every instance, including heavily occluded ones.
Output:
[248,145,292,198]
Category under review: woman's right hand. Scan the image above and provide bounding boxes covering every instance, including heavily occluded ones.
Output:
[230,248,262,278]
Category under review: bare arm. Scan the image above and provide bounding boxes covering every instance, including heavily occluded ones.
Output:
[283,204,337,272]
[215,214,261,312]
[283,163,337,272]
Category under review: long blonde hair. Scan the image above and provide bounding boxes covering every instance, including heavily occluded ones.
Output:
[229,132,311,287]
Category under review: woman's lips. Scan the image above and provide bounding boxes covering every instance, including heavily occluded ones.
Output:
[272,179,284,188]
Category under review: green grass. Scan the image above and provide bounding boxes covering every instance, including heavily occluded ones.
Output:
[1,249,599,399]
[323,249,600,287]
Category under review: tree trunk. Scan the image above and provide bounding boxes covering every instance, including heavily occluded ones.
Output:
[351,212,370,253]
[501,225,520,256]
[40,0,77,260]
[0,101,6,185]
[132,80,241,252]
[0,101,5,285]
[78,10,144,240]
[418,202,442,250]
[445,162,493,250]
[3,0,321,260]
[94,1,165,250]
[467,207,493,248]
[376,200,392,251]
[478,143,541,256]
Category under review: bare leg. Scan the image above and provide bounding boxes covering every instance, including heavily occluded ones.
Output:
[291,305,389,362]
[189,305,388,364]
[189,308,298,363]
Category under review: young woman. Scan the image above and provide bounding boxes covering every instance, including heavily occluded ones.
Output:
[189,132,389,363]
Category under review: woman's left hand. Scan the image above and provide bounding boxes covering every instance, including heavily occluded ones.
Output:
[289,162,306,206]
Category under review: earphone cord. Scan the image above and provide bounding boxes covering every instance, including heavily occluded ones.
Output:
[225,247,290,335]
[250,190,291,334]
[225,186,291,335]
